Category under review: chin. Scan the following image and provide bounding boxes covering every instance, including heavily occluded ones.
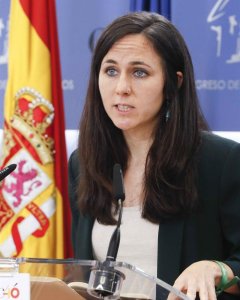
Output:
[114,123,133,131]
[111,119,130,129]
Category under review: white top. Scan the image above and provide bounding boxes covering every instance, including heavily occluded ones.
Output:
[92,205,159,298]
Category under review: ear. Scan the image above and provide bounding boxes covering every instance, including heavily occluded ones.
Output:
[176,71,183,88]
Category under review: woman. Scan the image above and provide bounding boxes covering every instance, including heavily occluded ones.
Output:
[68,11,240,299]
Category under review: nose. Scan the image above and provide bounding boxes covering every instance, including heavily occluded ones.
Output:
[115,73,131,96]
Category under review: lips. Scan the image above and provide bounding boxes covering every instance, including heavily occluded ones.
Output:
[115,104,134,112]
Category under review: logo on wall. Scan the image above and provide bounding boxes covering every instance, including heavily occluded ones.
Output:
[207,0,240,63]
[88,27,104,52]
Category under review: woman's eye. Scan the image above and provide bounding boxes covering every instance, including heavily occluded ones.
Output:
[134,69,147,78]
[106,68,117,76]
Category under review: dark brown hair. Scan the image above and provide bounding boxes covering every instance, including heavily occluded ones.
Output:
[77,11,208,224]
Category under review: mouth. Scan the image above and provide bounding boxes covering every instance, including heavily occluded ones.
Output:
[115,104,133,112]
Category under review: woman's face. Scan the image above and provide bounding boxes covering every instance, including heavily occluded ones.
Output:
[98,34,165,138]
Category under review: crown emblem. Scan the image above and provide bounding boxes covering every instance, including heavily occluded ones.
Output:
[9,87,55,164]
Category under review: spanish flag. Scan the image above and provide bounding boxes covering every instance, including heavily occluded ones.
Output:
[0,0,72,259]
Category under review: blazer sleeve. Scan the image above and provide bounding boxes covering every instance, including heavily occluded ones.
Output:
[68,149,80,253]
[220,142,240,276]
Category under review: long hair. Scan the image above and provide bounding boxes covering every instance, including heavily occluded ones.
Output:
[77,12,208,224]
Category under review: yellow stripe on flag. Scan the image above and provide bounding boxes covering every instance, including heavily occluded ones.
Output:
[5,0,51,120]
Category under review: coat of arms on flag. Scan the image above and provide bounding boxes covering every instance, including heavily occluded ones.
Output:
[0,0,72,259]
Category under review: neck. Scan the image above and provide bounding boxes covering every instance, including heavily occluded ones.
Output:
[122,130,153,207]
[123,132,153,164]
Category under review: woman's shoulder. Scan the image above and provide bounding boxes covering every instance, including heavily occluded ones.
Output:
[200,131,239,152]
[197,132,240,180]
[69,149,79,164]
[198,131,240,165]
[68,149,80,181]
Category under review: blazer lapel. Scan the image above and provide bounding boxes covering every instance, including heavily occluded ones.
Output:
[157,218,185,285]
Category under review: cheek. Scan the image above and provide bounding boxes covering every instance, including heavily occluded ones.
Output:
[142,77,164,99]
[98,79,107,107]
[99,82,112,114]
[140,91,164,116]
[144,88,164,106]
[99,76,112,99]
[98,76,104,97]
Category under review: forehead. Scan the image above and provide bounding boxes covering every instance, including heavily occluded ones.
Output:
[104,34,161,61]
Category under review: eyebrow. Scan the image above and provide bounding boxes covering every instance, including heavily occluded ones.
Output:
[102,59,151,68]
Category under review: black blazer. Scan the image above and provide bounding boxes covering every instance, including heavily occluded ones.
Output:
[68,132,240,299]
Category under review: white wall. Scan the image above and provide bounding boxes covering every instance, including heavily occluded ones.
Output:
[0,130,240,160]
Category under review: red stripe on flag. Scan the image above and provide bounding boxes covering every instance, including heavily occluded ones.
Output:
[48,0,73,258]
[19,0,50,48]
